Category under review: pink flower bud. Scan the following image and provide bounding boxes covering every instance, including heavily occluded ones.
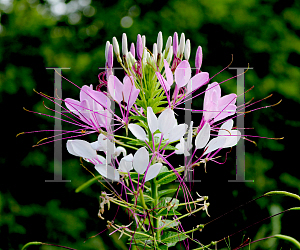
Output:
[173,32,178,57]
[136,34,143,60]
[130,42,135,58]
[195,46,202,73]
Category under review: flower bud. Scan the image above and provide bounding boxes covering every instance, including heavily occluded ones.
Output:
[127,51,136,68]
[153,43,157,62]
[130,43,135,58]
[166,45,173,64]
[157,31,163,54]
[184,39,190,61]
[113,37,121,63]
[142,35,146,48]
[165,36,172,57]
[173,32,178,57]
[136,34,143,60]
[122,33,128,56]
[105,41,110,62]
[106,44,113,68]
[178,33,185,58]
[195,46,202,73]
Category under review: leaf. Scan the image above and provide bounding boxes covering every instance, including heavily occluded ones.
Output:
[158,244,169,250]
[156,171,178,185]
[129,172,144,179]
[75,175,102,193]
[159,219,179,229]
[160,197,179,209]
[161,231,188,247]
[158,189,177,198]
[129,115,147,123]
[157,210,182,216]
[131,194,154,203]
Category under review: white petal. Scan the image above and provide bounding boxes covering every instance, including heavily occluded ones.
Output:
[168,124,188,142]
[128,124,147,141]
[119,158,133,172]
[158,108,177,136]
[145,163,163,182]
[67,140,97,159]
[218,119,233,136]
[203,137,226,156]
[114,146,126,158]
[195,123,210,149]
[223,130,241,148]
[187,121,193,150]
[147,107,158,134]
[133,147,149,174]
[95,164,119,181]
[175,137,184,155]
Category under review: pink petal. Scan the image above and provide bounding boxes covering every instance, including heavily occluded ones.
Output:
[108,75,123,103]
[186,72,209,94]
[175,60,191,89]
[164,59,173,90]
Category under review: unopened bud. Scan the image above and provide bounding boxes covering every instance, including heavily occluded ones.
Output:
[142,35,146,48]
[153,43,157,62]
[106,44,113,68]
[113,37,121,63]
[165,36,172,57]
[130,43,135,58]
[178,33,185,58]
[157,31,163,54]
[122,33,128,56]
[184,39,190,61]
[136,34,143,60]
[105,41,110,62]
[173,32,178,57]
[166,45,173,64]
[195,46,202,73]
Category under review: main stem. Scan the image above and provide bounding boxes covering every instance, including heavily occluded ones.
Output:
[151,178,160,243]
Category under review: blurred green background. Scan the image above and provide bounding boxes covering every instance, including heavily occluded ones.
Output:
[2,0,300,249]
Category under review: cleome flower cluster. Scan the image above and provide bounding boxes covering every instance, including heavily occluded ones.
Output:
[64,31,241,249]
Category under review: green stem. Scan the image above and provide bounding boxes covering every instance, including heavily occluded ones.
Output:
[21,242,43,250]
[151,178,160,242]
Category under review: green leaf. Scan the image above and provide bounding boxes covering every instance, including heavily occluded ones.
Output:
[129,172,144,179]
[158,244,169,250]
[129,115,147,123]
[158,189,177,198]
[131,194,154,203]
[156,171,178,185]
[157,210,182,216]
[161,231,188,247]
[159,219,179,229]
[157,198,181,216]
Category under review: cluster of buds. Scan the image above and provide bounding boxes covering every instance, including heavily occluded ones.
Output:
[105,31,201,85]
[98,191,112,220]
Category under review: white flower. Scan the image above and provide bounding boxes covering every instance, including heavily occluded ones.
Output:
[175,121,193,156]
[132,147,162,182]
[67,139,121,181]
[128,107,187,143]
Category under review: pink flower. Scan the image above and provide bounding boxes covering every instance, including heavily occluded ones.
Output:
[65,85,112,132]
[107,75,140,111]
[203,82,237,124]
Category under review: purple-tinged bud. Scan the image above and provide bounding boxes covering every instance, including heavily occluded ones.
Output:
[105,41,110,62]
[195,46,202,73]
[106,44,113,68]
[122,33,128,56]
[142,35,146,48]
[184,39,190,61]
[173,32,178,57]
[136,34,143,60]
[113,37,121,63]
[157,31,163,54]
[130,43,135,58]
[178,33,185,58]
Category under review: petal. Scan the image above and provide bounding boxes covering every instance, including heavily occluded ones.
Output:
[223,130,241,148]
[119,158,133,172]
[168,124,188,142]
[175,138,184,155]
[158,108,177,135]
[95,164,120,181]
[147,107,158,134]
[64,98,82,116]
[107,75,123,103]
[114,146,126,158]
[133,147,149,174]
[218,119,234,136]
[145,163,163,182]
[203,137,226,156]
[175,60,191,88]
[187,121,193,151]
[128,124,147,141]
[186,72,209,94]
[156,72,170,92]
[214,104,236,123]
[164,59,173,89]
[79,85,93,102]
[195,122,211,149]
[219,93,237,107]
[67,139,97,159]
